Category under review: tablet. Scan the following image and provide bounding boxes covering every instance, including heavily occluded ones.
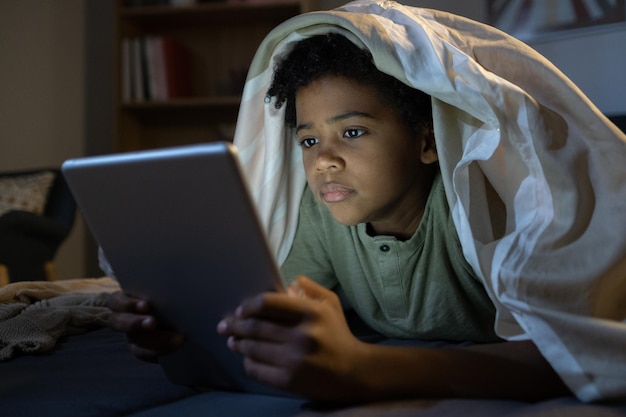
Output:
[62,142,290,396]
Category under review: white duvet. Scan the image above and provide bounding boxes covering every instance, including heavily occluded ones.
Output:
[232,0,626,402]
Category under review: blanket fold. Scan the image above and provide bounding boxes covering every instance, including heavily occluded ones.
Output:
[0,276,120,304]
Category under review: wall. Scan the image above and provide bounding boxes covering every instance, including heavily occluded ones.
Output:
[0,0,87,279]
[529,27,626,116]
[83,1,114,276]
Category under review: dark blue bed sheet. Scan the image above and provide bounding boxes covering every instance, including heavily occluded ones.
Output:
[1,328,625,417]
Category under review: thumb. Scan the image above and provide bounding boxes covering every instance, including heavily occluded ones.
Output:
[287,275,333,301]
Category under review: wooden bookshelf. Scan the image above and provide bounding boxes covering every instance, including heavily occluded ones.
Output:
[114,0,317,152]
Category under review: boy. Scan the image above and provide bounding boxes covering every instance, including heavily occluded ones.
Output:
[109,33,569,402]
[109,0,626,404]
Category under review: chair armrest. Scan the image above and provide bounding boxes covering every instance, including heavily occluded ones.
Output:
[0,210,70,243]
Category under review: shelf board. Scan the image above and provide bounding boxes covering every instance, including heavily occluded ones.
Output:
[119,96,241,126]
[120,1,303,26]
[121,96,241,109]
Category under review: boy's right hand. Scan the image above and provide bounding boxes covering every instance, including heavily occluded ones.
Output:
[107,291,184,362]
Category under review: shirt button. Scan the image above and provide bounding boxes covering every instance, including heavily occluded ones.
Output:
[380,244,390,252]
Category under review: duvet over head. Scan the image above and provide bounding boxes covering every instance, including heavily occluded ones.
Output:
[232,0,626,402]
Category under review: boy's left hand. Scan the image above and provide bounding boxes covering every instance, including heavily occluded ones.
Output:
[217,275,368,401]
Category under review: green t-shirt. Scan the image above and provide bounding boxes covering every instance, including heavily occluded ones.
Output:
[281,174,500,343]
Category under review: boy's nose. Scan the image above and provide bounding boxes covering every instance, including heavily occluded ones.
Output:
[315,145,344,172]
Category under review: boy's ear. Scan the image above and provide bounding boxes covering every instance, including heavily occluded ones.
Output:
[419,128,438,164]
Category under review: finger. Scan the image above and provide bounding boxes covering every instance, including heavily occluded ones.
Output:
[241,355,293,389]
[218,316,294,344]
[288,275,336,302]
[128,343,165,363]
[108,311,155,333]
[229,335,309,368]
[236,292,310,324]
[106,291,150,314]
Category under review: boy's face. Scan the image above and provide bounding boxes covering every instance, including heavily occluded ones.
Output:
[295,75,438,237]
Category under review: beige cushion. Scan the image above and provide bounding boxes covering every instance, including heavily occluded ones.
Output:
[0,171,55,217]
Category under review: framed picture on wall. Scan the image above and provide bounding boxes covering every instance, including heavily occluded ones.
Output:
[488,0,626,41]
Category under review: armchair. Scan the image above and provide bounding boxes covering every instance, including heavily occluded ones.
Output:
[0,168,76,284]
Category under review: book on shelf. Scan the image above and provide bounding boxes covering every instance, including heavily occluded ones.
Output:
[121,36,193,103]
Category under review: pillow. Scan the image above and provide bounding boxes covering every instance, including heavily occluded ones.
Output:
[0,171,56,217]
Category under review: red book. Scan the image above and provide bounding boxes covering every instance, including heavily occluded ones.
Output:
[160,36,193,99]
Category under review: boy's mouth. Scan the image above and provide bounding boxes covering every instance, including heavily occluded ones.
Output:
[320,183,354,203]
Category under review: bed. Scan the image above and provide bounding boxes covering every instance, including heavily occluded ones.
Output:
[1,278,625,417]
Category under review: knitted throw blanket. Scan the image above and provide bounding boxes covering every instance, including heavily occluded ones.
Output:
[0,277,120,360]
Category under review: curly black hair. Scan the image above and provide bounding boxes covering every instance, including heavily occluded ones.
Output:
[266,33,432,135]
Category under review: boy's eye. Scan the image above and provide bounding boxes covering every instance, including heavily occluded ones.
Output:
[344,128,365,139]
[298,137,319,148]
